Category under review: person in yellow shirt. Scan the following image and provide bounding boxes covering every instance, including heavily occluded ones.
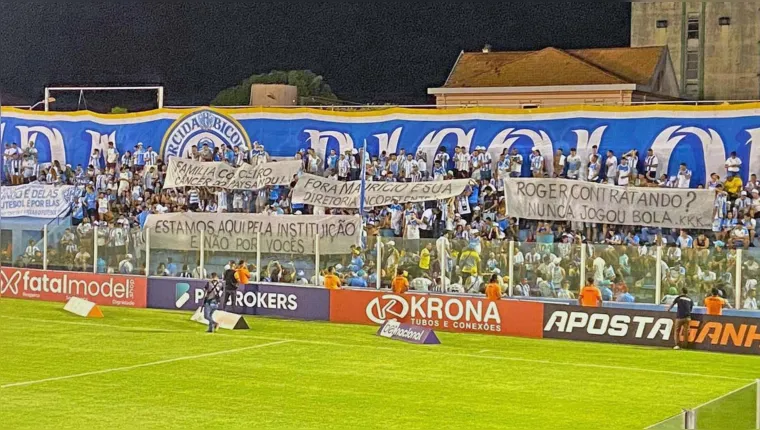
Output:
[458,245,481,276]
[419,242,432,273]
[724,175,743,199]
[485,274,502,301]
[579,277,602,307]
[392,270,409,294]
[704,288,730,315]
[323,266,342,290]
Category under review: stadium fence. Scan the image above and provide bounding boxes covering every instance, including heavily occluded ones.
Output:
[647,379,759,429]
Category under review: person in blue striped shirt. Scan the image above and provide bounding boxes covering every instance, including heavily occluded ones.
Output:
[89,149,102,173]
[144,145,158,167]
[133,143,146,171]
[675,229,693,249]
[188,187,201,211]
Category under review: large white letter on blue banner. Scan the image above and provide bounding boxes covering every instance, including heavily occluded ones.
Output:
[503,178,715,229]
[4,105,760,190]
[0,184,78,218]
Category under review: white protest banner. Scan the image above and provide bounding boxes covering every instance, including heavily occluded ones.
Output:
[144,213,360,254]
[504,178,714,229]
[0,184,78,218]
[291,173,472,208]
[163,158,302,189]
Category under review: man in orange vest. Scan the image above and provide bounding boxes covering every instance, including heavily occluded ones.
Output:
[392,270,409,294]
[323,266,342,290]
[704,288,730,316]
[235,260,250,287]
[485,274,502,301]
[579,277,602,307]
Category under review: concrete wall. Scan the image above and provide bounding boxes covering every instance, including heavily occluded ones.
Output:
[432,90,682,108]
[703,2,760,100]
[632,1,760,100]
[631,1,686,91]
[250,84,298,106]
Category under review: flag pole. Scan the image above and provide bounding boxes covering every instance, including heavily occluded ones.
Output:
[359,139,367,218]
[359,139,368,251]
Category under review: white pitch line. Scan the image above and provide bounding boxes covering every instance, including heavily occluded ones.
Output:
[0,315,753,383]
[1,340,291,389]
[0,315,188,332]
[292,338,753,382]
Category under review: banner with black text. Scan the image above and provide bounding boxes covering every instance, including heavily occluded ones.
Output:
[0,184,79,218]
[291,173,472,208]
[504,178,714,229]
[162,158,301,189]
[144,213,360,254]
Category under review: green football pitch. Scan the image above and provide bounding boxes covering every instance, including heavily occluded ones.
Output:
[0,298,758,430]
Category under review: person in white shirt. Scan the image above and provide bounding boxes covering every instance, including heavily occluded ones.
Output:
[192,263,208,279]
[106,142,119,169]
[623,149,639,177]
[416,154,428,179]
[565,148,581,179]
[676,163,692,188]
[587,154,601,182]
[97,192,109,219]
[470,149,482,180]
[675,230,693,249]
[509,148,523,177]
[592,255,606,285]
[725,151,742,178]
[402,154,417,182]
[617,157,631,186]
[306,148,321,174]
[744,286,758,310]
[644,148,658,181]
[454,147,470,178]
[605,150,618,185]
[479,146,493,173]
[337,154,350,181]
[24,240,40,261]
[529,148,544,178]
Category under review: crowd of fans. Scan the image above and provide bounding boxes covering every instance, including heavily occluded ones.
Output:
[2,140,759,310]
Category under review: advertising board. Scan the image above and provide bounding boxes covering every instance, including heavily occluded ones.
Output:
[542,304,760,355]
[329,289,543,338]
[0,267,147,308]
[146,279,330,321]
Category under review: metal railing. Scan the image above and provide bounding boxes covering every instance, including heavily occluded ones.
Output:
[648,380,759,429]
[9,100,760,112]
[7,228,760,313]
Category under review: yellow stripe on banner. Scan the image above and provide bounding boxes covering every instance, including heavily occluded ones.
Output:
[4,102,760,120]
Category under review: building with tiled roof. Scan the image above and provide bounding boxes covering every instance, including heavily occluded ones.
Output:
[428,45,680,107]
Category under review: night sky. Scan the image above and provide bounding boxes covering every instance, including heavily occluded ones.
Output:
[0,2,631,108]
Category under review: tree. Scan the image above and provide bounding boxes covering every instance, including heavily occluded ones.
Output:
[211,70,338,106]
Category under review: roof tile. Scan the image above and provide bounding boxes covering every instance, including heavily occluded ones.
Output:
[444,46,665,88]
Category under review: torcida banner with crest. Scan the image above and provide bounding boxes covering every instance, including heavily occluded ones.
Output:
[2,105,760,187]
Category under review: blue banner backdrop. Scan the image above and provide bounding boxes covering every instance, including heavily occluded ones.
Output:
[3,105,760,187]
